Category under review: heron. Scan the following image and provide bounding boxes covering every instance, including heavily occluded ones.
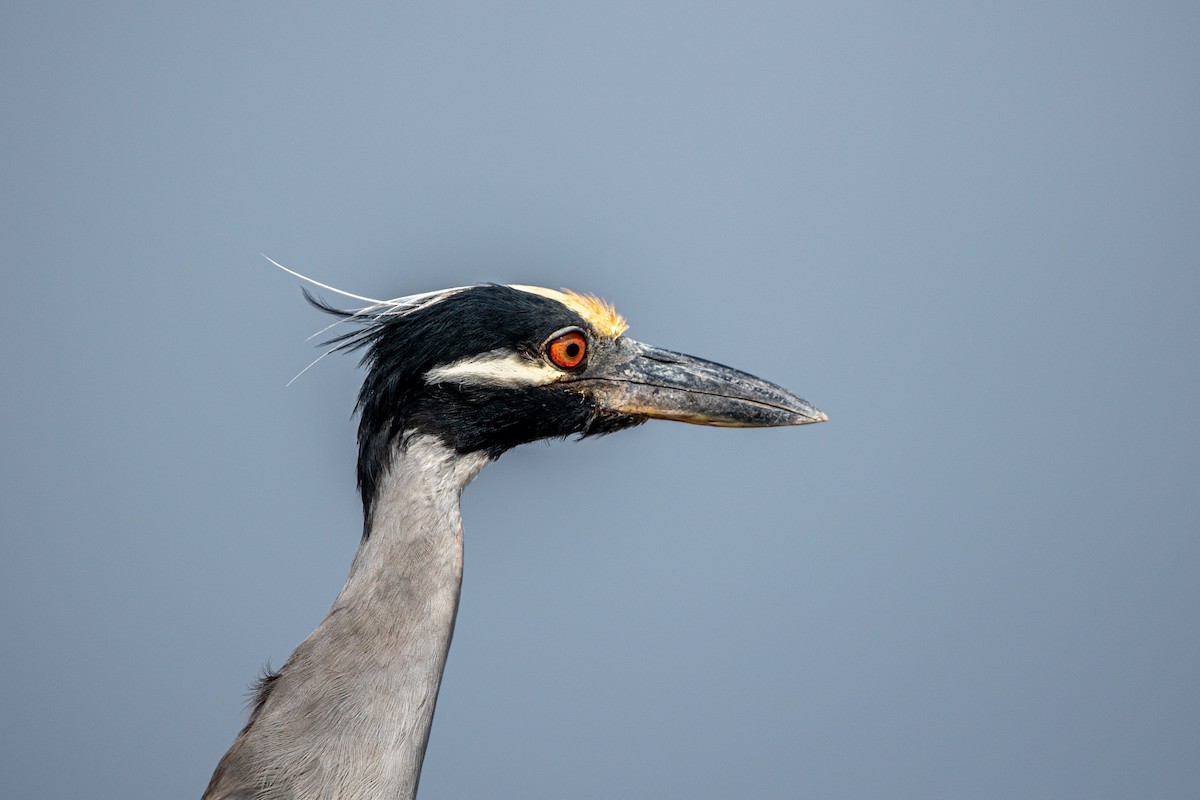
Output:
[204,278,825,800]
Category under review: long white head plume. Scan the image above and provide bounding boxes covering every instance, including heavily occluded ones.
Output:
[265,255,471,326]
[265,257,474,384]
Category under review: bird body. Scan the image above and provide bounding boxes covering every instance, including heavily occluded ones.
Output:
[204,278,824,799]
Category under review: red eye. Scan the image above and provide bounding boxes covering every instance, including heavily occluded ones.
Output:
[546,329,588,370]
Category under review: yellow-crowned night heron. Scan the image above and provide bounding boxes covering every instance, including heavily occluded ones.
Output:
[204,278,825,799]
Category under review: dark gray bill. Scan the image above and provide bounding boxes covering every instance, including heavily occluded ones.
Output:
[574,339,826,428]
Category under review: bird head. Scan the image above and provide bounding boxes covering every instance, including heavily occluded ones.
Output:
[307,283,825,515]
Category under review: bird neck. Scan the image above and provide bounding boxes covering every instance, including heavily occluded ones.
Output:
[205,435,488,800]
[325,434,488,794]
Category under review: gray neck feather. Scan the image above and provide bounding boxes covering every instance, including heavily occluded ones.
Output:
[204,436,489,800]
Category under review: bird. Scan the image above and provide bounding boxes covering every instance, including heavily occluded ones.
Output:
[203,276,826,800]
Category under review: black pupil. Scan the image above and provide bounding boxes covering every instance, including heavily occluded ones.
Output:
[565,342,580,359]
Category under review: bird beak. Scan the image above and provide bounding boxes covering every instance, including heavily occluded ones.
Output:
[573,339,827,428]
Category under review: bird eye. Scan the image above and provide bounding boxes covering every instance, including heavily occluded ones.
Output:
[545,328,588,370]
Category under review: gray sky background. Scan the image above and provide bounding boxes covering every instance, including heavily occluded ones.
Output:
[2,3,1197,798]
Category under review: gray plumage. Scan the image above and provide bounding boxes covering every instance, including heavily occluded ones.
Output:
[205,438,487,800]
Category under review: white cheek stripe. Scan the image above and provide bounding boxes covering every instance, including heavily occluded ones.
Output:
[424,350,562,387]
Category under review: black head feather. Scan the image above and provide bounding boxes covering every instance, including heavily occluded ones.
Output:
[307,284,643,519]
